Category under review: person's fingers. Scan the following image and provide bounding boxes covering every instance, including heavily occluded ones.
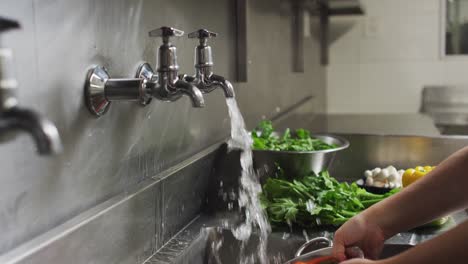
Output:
[362,232,385,259]
[334,221,363,261]
[345,246,365,259]
[332,230,347,261]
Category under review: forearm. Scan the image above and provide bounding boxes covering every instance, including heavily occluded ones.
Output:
[364,146,468,238]
[381,220,468,264]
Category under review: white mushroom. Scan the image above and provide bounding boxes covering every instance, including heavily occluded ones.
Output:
[374,169,389,181]
[373,181,386,188]
[381,169,390,178]
[366,177,374,186]
[364,170,373,178]
[372,168,382,175]
[387,166,398,175]
[363,166,404,189]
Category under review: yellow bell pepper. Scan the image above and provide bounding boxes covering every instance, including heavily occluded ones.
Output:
[402,166,435,187]
[402,165,447,227]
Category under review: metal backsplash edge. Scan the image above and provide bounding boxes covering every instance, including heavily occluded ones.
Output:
[0,142,221,264]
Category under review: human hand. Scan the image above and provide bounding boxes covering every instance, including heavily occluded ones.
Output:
[332,214,386,261]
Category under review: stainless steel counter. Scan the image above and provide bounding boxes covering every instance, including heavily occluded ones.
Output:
[275,113,441,137]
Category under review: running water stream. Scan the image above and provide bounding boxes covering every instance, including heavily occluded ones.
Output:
[225,98,271,264]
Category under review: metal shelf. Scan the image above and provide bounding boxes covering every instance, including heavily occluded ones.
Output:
[291,0,364,70]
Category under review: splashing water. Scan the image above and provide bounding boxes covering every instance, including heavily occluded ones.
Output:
[226,98,271,264]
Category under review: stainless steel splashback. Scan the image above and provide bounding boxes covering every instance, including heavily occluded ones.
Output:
[0,0,325,256]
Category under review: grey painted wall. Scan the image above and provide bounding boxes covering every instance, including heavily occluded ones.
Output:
[0,0,325,255]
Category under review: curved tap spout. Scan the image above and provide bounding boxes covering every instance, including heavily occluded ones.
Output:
[209,74,235,98]
[0,107,62,155]
[174,79,205,108]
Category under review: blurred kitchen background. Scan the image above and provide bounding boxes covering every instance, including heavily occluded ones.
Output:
[327,0,468,134]
[0,0,467,263]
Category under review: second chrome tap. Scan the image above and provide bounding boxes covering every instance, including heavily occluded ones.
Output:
[182,29,235,98]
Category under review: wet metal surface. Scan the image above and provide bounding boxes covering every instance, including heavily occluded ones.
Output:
[145,210,468,264]
[0,144,218,264]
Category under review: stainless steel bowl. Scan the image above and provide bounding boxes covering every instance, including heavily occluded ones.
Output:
[284,237,413,264]
[253,134,349,179]
[284,237,337,264]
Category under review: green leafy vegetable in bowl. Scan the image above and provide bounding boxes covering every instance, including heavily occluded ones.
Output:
[252,120,337,151]
[261,170,399,227]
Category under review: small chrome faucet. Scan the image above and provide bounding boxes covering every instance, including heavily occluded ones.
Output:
[84,27,205,117]
[137,27,205,107]
[0,17,61,155]
[183,29,235,98]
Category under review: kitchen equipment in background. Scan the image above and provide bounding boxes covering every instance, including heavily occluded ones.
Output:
[444,0,468,56]
[291,0,364,67]
[84,26,205,117]
[313,0,364,65]
[421,85,468,135]
[235,0,247,82]
[182,29,235,98]
[253,134,349,179]
[0,17,61,155]
[310,0,365,42]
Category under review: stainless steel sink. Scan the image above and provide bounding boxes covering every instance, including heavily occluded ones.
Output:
[168,228,413,264]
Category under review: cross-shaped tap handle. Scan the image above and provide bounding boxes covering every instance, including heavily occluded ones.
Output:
[149,26,184,38]
[188,29,218,40]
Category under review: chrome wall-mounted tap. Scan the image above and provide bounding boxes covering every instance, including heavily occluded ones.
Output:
[136,27,205,107]
[84,26,205,117]
[182,29,235,98]
[0,17,61,155]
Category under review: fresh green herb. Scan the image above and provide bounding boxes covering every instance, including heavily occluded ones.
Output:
[252,120,337,151]
[261,170,399,227]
